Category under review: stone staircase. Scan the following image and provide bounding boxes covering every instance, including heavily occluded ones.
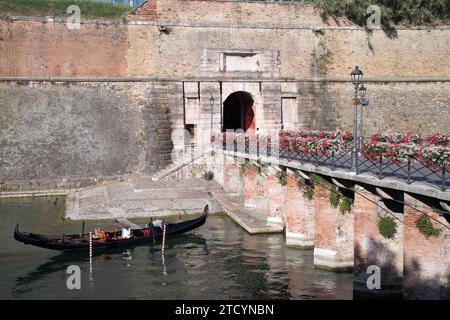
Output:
[151,147,212,182]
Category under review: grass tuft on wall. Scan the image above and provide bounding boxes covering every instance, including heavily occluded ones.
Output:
[314,0,449,27]
[0,0,131,19]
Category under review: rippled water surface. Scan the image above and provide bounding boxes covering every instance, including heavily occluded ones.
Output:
[0,196,352,299]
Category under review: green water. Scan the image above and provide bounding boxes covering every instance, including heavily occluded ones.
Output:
[0,196,352,299]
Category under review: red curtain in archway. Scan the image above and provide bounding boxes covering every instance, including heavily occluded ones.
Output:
[244,105,256,133]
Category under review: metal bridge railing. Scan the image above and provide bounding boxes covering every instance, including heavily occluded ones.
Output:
[213,132,449,191]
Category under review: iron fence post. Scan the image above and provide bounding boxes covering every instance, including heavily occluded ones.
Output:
[245,136,249,154]
[407,158,412,184]
[287,142,291,162]
[257,134,260,157]
[378,154,383,179]
[331,151,336,170]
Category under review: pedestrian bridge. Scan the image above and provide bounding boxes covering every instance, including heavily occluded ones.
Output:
[214,131,449,196]
[159,130,450,299]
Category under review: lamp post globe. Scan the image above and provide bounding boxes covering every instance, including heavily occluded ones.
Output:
[359,84,367,98]
[351,66,363,86]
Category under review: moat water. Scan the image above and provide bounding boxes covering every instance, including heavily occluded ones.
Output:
[0,196,352,299]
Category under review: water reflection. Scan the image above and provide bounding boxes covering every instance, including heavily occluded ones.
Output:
[0,197,352,300]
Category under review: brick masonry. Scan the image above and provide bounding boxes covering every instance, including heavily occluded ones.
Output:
[0,20,128,77]
[285,169,315,248]
[265,166,286,226]
[313,182,354,271]
[353,187,404,299]
[404,193,450,300]
[242,163,258,209]
[223,156,243,194]
[215,160,450,298]
[0,1,449,173]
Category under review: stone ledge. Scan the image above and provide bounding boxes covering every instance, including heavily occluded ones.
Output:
[285,232,314,249]
[212,191,284,234]
[314,248,354,272]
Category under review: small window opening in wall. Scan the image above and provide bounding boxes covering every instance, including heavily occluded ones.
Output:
[281,97,298,130]
[185,124,196,146]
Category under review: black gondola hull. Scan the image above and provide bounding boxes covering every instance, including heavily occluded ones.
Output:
[14,207,208,252]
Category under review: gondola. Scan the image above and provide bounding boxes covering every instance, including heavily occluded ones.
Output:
[14,205,208,252]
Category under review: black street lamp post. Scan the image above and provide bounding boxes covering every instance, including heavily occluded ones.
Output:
[209,94,214,144]
[358,84,368,149]
[350,66,363,173]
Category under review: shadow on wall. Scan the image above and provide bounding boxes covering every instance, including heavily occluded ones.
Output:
[404,255,450,300]
[354,236,450,300]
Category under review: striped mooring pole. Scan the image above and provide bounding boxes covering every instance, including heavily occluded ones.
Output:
[161,224,167,257]
[161,224,167,275]
[89,232,93,280]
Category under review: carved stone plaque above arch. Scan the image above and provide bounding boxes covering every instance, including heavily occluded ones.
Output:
[201,48,281,78]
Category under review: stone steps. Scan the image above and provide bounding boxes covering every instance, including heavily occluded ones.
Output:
[65,176,283,236]
[212,191,284,234]
[65,177,222,220]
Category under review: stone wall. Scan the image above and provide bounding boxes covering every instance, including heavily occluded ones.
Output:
[0,81,177,187]
[0,19,128,77]
[2,5,450,79]
[1,0,449,184]
[331,82,450,135]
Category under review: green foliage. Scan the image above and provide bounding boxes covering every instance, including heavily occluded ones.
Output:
[415,214,442,238]
[378,215,397,239]
[165,107,171,114]
[0,0,131,18]
[258,162,269,175]
[310,173,322,186]
[329,187,353,214]
[294,170,315,200]
[248,163,260,174]
[313,0,449,27]
[339,196,353,214]
[277,170,288,186]
[303,185,315,201]
[329,190,341,208]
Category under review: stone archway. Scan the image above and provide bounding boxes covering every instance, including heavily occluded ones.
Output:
[222,91,256,133]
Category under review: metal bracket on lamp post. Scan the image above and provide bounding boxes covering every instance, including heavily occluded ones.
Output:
[360,97,369,149]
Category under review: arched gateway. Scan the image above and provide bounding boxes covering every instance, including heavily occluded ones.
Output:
[222,91,256,133]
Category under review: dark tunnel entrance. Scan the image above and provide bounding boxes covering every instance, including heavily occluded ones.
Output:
[222,91,255,133]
